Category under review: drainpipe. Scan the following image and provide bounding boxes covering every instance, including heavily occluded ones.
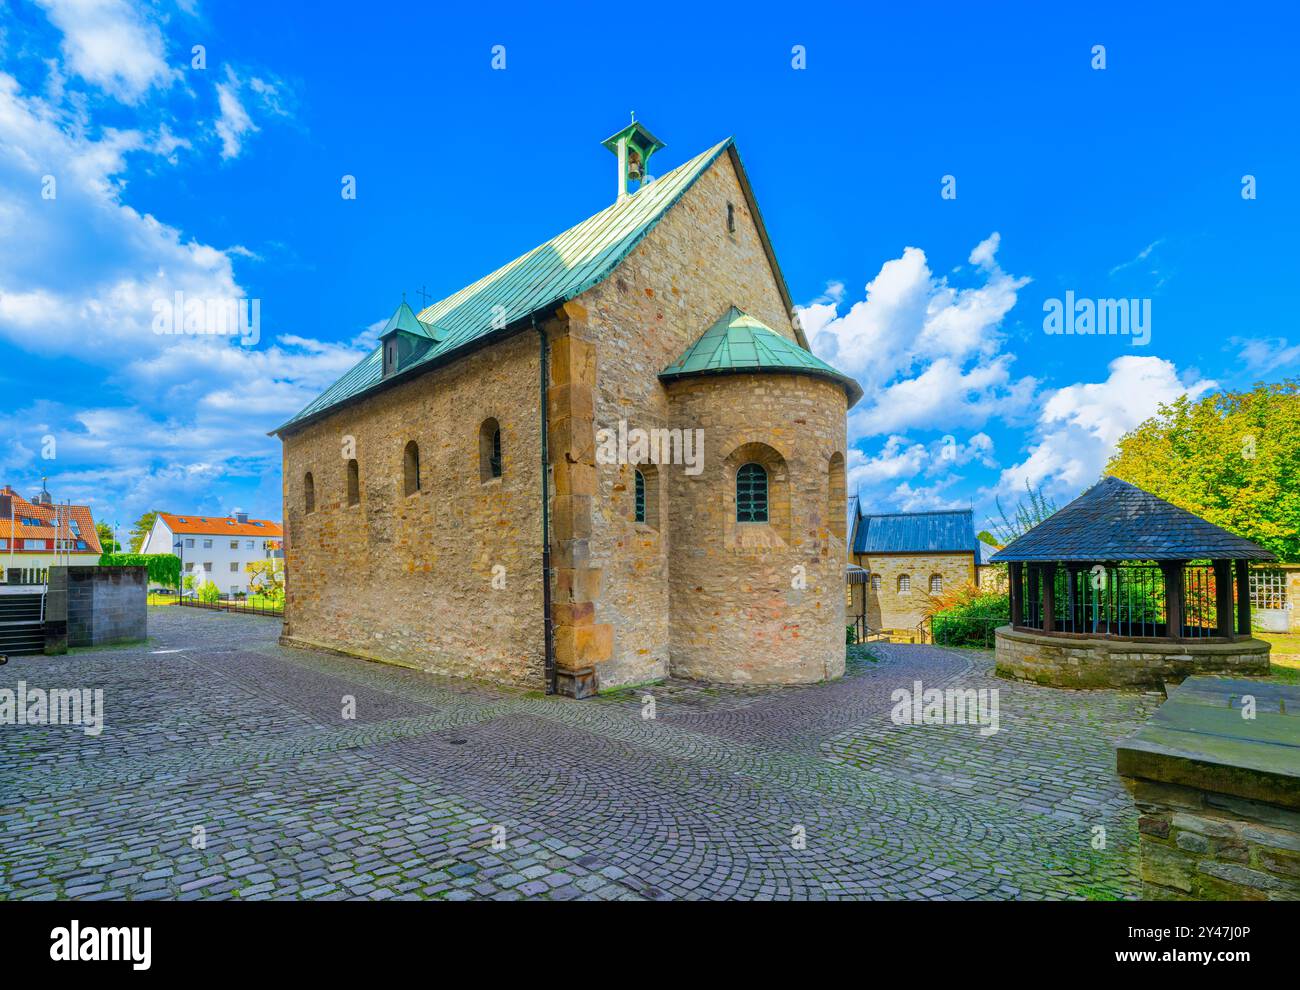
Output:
[536,316,556,694]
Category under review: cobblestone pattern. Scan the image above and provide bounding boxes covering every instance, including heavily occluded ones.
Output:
[0,607,1159,900]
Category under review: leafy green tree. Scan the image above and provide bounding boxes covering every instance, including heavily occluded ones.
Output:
[95,521,120,553]
[1106,380,1300,560]
[198,580,220,604]
[128,511,160,552]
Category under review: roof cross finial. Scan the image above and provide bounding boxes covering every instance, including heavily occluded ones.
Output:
[416,285,431,307]
[630,110,635,123]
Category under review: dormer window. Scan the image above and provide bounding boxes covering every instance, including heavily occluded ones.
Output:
[384,339,398,377]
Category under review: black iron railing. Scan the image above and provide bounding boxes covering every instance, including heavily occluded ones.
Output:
[150,591,283,617]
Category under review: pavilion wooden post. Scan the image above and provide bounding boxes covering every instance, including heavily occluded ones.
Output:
[1235,560,1252,636]
[1009,562,1023,627]
[1041,562,1056,633]
[1214,559,1236,640]
[1161,561,1186,640]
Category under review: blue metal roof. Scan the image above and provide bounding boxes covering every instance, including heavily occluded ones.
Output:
[851,508,978,555]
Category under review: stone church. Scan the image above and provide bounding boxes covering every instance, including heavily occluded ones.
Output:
[273,122,861,697]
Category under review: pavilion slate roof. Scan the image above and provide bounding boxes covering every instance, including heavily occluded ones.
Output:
[659,307,862,405]
[276,137,819,434]
[989,476,1276,562]
[851,508,978,556]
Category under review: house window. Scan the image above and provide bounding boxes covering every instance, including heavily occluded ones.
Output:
[736,463,768,522]
[76,540,87,550]
[304,472,316,514]
[185,538,195,548]
[185,563,194,572]
[69,519,80,534]
[346,459,360,506]
[870,574,880,592]
[930,574,943,595]
[203,562,213,572]
[480,418,502,482]
[898,574,911,593]
[230,562,240,573]
[0,539,6,550]
[246,540,254,549]
[203,539,213,549]
[403,440,421,496]
[24,539,43,550]
[230,540,239,550]
[634,469,646,523]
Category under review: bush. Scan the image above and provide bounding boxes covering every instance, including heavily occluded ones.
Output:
[99,552,181,589]
[846,625,857,645]
[931,591,1010,648]
[197,580,220,604]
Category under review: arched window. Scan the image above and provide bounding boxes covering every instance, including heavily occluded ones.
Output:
[930,574,943,595]
[736,463,768,522]
[304,472,315,514]
[479,418,502,482]
[634,469,646,523]
[403,441,420,496]
[870,574,880,592]
[898,574,911,593]
[346,459,360,506]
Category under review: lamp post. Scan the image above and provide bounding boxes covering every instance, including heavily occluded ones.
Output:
[172,538,184,599]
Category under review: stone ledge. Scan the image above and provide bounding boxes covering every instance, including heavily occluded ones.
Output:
[994,624,1270,690]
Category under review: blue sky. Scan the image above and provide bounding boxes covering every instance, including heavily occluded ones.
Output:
[1,0,1297,538]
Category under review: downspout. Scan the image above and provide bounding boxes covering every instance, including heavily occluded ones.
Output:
[536,316,556,694]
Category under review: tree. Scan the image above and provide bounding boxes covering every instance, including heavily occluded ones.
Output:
[197,580,220,604]
[986,481,1060,546]
[128,511,160,552]
[95,521,120,553]
[245,559,285,604]
[1106,379,1300,560]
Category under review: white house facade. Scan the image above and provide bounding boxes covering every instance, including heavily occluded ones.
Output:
[141,512,283,595]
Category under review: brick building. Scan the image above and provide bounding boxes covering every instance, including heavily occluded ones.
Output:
[846,502,1000,639]
[273,123,860,696]
[0,482,101,580]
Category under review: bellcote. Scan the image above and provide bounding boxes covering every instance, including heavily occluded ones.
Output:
[601,117,665,201]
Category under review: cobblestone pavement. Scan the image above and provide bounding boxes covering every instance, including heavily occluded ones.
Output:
[0,607,1162,901]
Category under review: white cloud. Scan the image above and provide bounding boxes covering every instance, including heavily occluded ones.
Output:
[993,355,1215,501]
[35,0,178,104]
[1231,335,1300,376]
[804,233,1036,441]
[214,66,257,160]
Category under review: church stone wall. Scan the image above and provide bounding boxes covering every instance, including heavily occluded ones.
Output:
[576,151,844,688]
[279,331,547,688]
[663,373,848,684]
[854,551,976,635]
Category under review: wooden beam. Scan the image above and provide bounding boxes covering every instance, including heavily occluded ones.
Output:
[1235,560,1252,637]
[1009,562,1023,626]
[1214,560,1236,639]
[1041,563,1056,633]
[1161,561,1185,640]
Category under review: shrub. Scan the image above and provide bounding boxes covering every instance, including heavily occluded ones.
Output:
[930,587,1010,648]
[197,580,220,604]
[99,552,181,589]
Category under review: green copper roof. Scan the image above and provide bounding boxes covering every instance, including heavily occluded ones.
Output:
[380,299,442,340]
[276,137,742,433]
[660,307,863,405]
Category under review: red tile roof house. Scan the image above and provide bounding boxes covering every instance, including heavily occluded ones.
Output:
[0,484,102,581]
[139,512,283,596]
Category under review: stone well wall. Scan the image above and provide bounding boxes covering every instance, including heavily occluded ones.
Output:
[44,565,148,654]
[995,625,1270,689]
[1118,678,1300,900]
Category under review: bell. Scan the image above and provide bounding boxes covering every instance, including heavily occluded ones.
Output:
[627,152,642,180]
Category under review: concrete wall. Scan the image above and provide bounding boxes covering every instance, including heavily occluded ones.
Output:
[45,565,147,652]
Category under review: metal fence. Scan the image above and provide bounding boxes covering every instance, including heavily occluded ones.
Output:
[150,591,283,617]
[1017,562,1228,639]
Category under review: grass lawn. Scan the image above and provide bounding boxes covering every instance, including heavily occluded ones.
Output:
[1254,631,1300,685]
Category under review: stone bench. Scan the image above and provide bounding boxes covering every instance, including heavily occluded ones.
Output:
[1117,676,1300,900]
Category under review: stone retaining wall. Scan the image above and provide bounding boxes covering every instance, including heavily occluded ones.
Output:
[995,625,1270,689]
[45,565,148,653]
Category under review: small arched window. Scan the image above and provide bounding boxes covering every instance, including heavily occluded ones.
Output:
[736,463,768,522]
[898,574,911,593]
[346,459,360,506]
[304,472,315,514]
[403,441,420,496]
[634,469,646,523]
[930,574,943,595]
[480,418,502,482]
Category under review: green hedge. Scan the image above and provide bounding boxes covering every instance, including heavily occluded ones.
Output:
[99,552,181,588]
[931,592,1010,648]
